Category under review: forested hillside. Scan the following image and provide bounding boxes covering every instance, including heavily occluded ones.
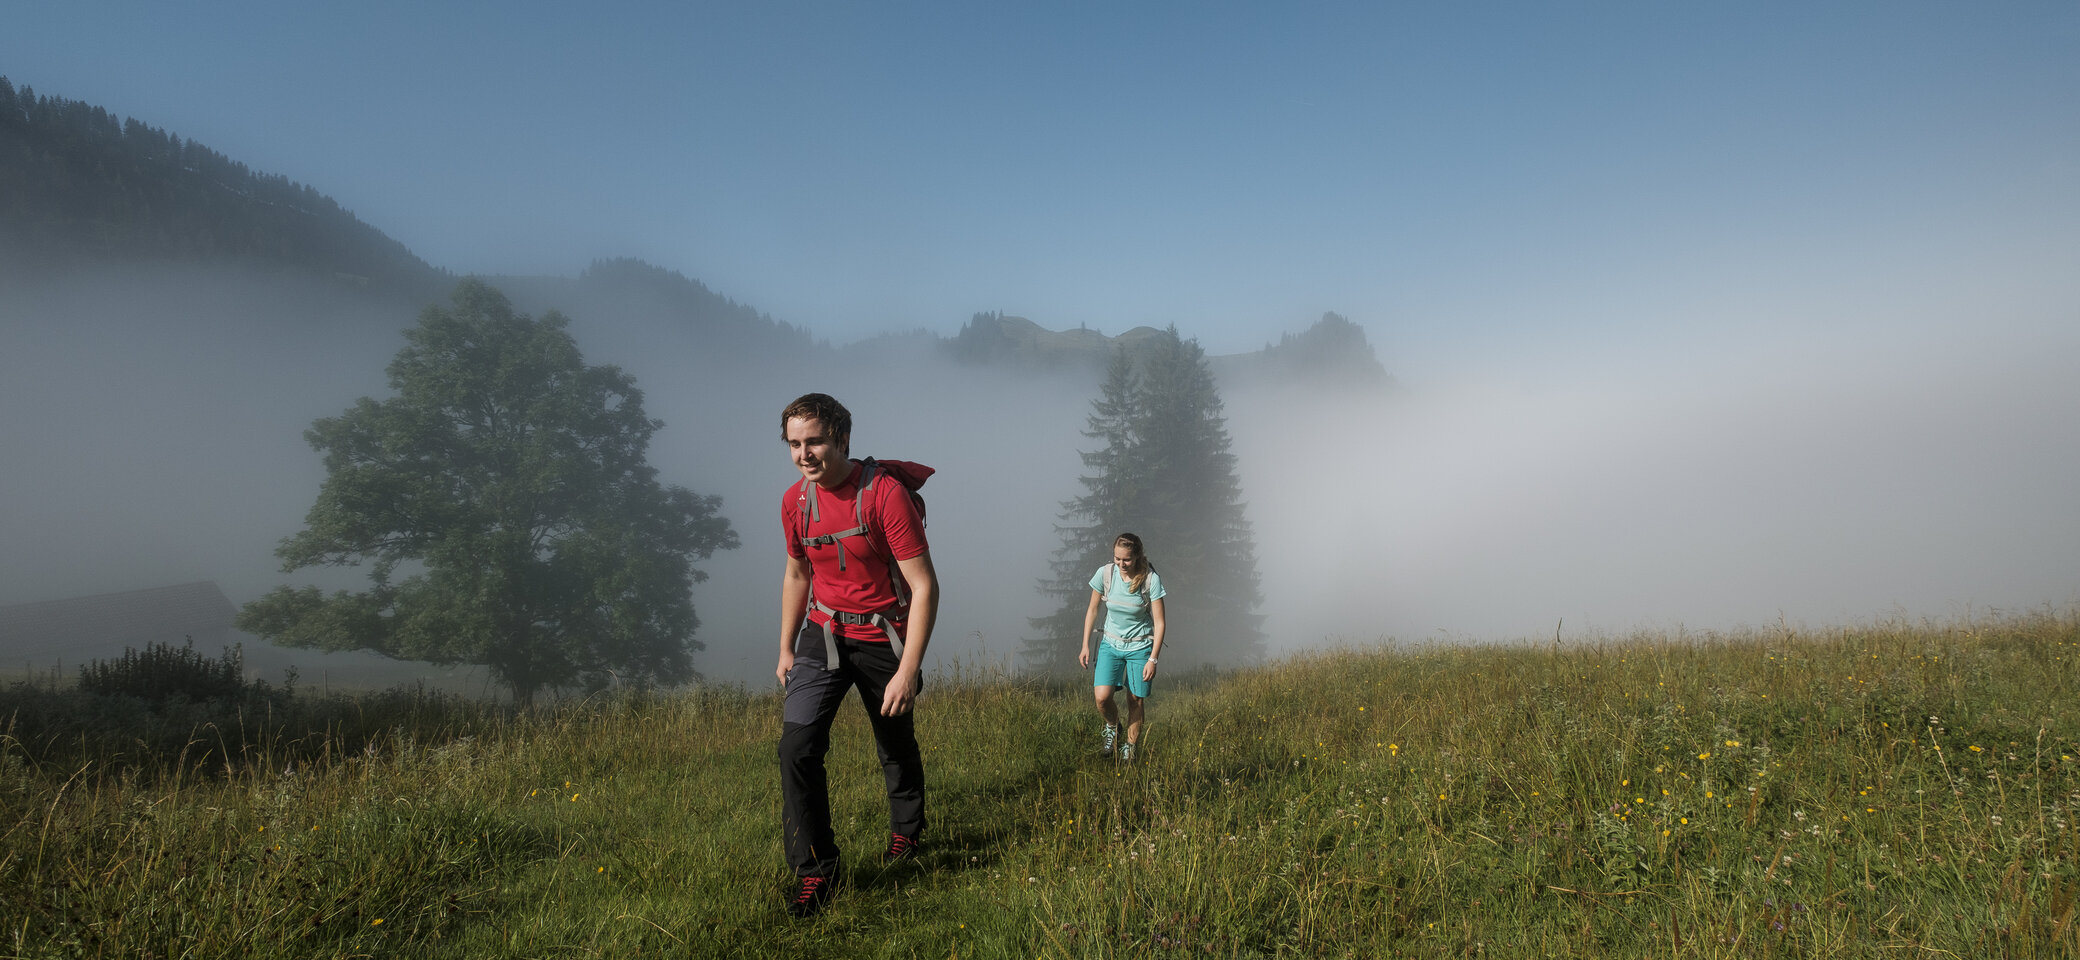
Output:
[952,308,1395,387]
[0,74,445,298]
[490,257,819,357]
[0,72,1393,380]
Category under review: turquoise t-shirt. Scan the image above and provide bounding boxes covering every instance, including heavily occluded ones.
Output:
[1089,564,1166,651]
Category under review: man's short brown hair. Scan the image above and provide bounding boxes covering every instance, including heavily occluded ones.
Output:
[780,393,852,442]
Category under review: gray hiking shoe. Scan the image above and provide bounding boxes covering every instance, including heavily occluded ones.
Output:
[1100,724,1121,757]
[1119,741,1136,762]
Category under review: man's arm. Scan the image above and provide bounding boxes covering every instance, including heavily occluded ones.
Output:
[776,555,812,684]
[880,551,938,716]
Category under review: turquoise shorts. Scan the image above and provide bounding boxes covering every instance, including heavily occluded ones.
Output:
[1093,642,1152,698]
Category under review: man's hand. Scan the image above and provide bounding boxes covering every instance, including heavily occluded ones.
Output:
[880,665,922,716]
[778,554,812,689]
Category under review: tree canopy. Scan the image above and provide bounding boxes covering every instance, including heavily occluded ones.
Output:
[237,280,738,703]
[1025,327,1265,673]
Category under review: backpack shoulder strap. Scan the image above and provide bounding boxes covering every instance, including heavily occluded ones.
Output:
[796,476,818,527]
[851,458,880,531]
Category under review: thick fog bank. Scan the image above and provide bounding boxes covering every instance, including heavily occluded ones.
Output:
[0,270,1104,687]
[0,268,407,609]
[1229,319,2080,653]
[7,268,2073,690]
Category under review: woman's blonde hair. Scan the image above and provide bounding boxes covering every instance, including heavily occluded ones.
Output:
[1113,533,1152,595]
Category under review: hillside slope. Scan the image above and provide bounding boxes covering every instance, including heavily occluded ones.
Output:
[0,74,446,300]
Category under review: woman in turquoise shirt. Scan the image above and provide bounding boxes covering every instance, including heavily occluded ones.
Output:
[1077,532,1166,761]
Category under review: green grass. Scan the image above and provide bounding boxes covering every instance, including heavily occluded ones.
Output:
[5,610,2080,957]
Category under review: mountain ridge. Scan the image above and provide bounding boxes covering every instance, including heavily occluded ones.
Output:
[0,75,448,303]
[0,71,1391,387]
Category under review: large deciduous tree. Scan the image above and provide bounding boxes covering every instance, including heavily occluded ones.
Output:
[1024,327,1264,673]
[237,280,738,704]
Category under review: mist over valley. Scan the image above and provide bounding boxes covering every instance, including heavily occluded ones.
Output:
[3,67,2075,690]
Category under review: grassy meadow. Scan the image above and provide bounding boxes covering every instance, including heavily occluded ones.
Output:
[5,610,2080,958]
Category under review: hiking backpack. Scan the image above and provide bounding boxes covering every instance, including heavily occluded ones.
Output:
[794,458,932,659]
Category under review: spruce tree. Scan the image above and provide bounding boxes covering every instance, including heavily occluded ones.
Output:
[1024,327,1265,673]
[1024,350,1142,671]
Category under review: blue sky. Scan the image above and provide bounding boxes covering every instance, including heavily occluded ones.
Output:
[11,2,2076,356]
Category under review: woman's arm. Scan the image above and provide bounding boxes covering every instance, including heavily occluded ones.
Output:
[1078,590,1103,668]
[1143,597,1166,682]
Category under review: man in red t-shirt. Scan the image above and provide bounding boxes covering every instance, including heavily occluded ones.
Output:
[774,393,939,918]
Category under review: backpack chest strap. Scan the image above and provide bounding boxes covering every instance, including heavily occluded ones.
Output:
[798,462,879,571]
[799,525,873,569]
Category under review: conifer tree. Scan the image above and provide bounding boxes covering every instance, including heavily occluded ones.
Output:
[1024,327,1265,673]
[1025,350,1142,670]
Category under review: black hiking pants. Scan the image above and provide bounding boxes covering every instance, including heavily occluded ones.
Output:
[778,620,926,879]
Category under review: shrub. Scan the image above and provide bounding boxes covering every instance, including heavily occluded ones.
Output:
[78,637,246,703]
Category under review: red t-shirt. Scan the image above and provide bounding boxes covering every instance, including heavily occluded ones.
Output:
[782,459,931,640]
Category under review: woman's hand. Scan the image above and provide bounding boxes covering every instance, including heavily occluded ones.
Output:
[1141,659,1157,682]
[1078,642,1093,669]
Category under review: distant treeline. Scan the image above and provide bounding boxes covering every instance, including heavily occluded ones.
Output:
[0,73,445,295]
[1236,311,1392,387]
[951,308,1395,387]
[0,73,1393,383]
